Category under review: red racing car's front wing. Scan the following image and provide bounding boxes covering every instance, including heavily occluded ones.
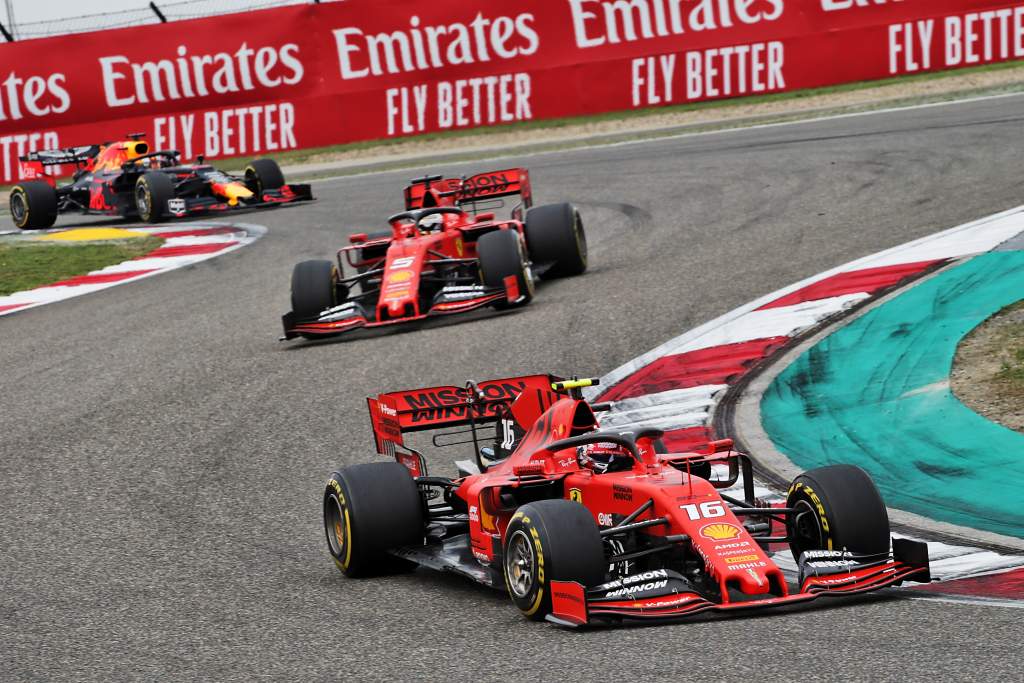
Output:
[548,551,931,627]
[282,277,521,340]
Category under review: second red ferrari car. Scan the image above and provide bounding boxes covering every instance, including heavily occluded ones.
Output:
[281,168,586,340]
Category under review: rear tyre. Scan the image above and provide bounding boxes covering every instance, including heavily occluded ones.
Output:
[503,500,606,621]
[135,172,175,223]
[477,229,534,309]
[786,464,890,562]
[291,259,337,321]
[245,158,285,197]
[323,462,424,577]
[9,181,58,230]
[524,203,587,278]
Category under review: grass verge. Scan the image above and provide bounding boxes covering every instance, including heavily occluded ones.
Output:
[994,302,1024,387]
[0,237,163,296]
[952,299,1024,433]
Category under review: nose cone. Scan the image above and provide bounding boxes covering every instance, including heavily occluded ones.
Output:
[731,565,774,595]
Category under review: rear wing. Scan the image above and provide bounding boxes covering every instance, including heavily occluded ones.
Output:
[19,145,99,166]
[367,374,559,456]
[18,145,100,185]
[403,168,533,214]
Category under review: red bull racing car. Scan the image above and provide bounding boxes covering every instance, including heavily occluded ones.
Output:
[281,168,586,340]
[322,375,931,626]
[9,133,312,230]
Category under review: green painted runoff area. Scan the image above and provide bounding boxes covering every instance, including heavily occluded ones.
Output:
[762,251,1024,539]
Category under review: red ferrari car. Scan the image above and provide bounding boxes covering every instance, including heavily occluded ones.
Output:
[10,133,311,230]
[322,375,931,626]
[281,168,586,340]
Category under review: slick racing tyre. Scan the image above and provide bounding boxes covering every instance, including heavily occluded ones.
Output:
[477,228,534,309]
[291,259,337,326]
[9,181,58,230]
[323,462,424,577]
[523,202,587,278]
[245,158,285,197]
[135,172,175,223]
[503,500,605,621]
[786,464,890,562]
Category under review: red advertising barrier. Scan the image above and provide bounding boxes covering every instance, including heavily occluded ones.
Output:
[2,0,1023,181]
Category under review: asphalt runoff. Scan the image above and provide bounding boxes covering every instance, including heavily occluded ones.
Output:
[2,94,1023,680]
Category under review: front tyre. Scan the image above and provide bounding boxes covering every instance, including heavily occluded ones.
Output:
[477,228,534,309]
[524,203,587,278]
[291,259,337,325]
[245,158,285,197]
[135,172,175,223]
[9,181,58,230]
[786,464,890,562]
[323,462,424,577]
[503,500,605,620]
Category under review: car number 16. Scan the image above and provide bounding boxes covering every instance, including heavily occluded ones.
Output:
[679,501,726,520]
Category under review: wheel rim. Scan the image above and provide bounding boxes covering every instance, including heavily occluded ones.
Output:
[10,192,26,223]
[519,238,535,296]
[573,212,588,266]
[506,529,536,599]
[135,183,151,218]
[791,499,824,554]
[325,494,348,558]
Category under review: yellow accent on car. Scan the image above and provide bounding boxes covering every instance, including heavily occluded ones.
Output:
[218,183,254,206]
[10,186,28,228]
[525,526,546,616]
[341,492,353,570]
[552,378,598,392]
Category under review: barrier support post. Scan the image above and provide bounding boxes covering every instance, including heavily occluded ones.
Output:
[149,2,167,23]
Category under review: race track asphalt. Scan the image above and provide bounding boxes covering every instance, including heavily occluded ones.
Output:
[3,94,1023,681]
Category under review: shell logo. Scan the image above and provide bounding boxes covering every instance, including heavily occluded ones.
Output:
[699,523,742,541]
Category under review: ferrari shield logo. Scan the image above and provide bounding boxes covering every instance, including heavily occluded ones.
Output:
[569,488,583,503]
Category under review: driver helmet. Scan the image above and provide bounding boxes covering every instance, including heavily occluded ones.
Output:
[419,213,444,233]
[124,140,149,161]
[577,442,633,474]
